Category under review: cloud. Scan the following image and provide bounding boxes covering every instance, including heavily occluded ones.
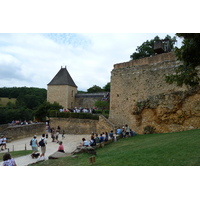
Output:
[0,33,178,90]
[0,53,28,81]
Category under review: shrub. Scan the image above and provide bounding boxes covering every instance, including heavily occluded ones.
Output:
[143,125,156,134]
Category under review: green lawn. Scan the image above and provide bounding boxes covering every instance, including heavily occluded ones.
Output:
[30,129,200,166]
[0,150,32,162]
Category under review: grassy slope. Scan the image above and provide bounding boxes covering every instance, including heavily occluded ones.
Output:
[30,129,200,166]
[0,97,16,107]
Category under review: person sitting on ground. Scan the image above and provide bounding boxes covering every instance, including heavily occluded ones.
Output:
[57,141,65,153]
[99,134,104,143]
[95,134,100,144]
[105,132,108,142]
[81,138,90,147]
[130,129,137,136]
[3,153,17,166]
[116,127,122,136]
[109,130,114,140]
[89,136,96,146]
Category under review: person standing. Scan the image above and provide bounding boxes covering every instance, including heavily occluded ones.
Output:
[0,135,3,151]
[1,135,7,150]
[125,124,130,137]
[30,135,38,156]
[37,134,47,161]
[62,130,65,139]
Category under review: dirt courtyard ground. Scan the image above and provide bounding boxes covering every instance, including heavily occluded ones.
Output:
[0,134,91,166]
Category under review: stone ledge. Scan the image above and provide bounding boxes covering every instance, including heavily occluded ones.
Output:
[48,151,71,159]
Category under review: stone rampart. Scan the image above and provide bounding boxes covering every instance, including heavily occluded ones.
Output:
[49,118,98,134]
[109,52,200,134]
[1,123,46,141]
[114,51,176,69]
[49,116,115,135]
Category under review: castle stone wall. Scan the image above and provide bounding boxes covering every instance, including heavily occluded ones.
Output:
[1,123,46,141]
[109,52,200,134]
[75,96,102,108]
[49,116,114,135]
[49,118,98,135]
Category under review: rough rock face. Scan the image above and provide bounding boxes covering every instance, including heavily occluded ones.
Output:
[133,86,200,133]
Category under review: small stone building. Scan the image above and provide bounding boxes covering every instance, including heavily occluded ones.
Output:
[47,66,108,109]
[47,66,78,109]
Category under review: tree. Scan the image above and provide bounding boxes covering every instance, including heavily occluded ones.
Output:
[130,35,176,60]
[103,82,110,92]
[35,101,63,121]
[87,85,103,93]
[94,100,109,112]
[166,33,200,87]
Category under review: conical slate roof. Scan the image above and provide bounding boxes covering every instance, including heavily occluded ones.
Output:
[48,66,77,87]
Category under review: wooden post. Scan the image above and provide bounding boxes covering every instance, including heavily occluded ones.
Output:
[89,156,96,164]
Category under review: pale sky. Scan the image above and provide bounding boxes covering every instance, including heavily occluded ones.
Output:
[0,1,188,92]
[0,33,181,91]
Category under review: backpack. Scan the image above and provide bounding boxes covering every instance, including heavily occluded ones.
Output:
[39,139,45,146]
[30,139,33,146]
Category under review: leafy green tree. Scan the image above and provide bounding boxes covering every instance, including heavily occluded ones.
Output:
[103,82,110,92]
[94,100,109,112]
[35,101,63,121]
[130,35,176,60]
[87,85,103,93]
[166,33,200,87]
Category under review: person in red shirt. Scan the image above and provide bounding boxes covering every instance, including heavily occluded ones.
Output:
[58,141,65,153]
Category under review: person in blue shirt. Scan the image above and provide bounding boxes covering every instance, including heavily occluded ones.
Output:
[109,130,114,140]
[30,135,38,155]
[99,134,104,143]
[116,127,122,136]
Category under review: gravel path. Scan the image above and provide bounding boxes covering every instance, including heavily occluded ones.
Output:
[0,134,90,166]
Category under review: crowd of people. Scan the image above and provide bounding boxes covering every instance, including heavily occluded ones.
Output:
[28,123,66,161]
[59,107,96,113]
[78,124,137,148]
[1,122,137,166]
[10,120,37,125]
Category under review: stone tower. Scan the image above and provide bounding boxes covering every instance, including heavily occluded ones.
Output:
[47,66,77,109]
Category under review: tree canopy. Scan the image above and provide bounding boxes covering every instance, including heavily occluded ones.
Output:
[0,87,47,124]
[130,35,177,60]
[166,33,200,87]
